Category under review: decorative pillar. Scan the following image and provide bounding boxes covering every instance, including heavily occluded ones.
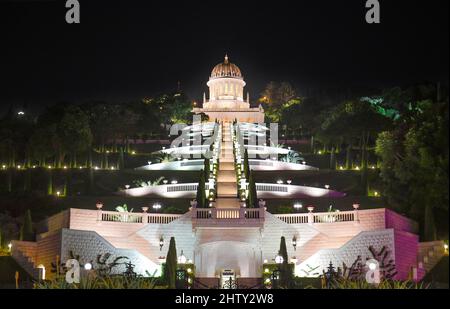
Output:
[353,203,360,224]
[96,202,103,222]
[307,206,315,225]
[141,207,149,224]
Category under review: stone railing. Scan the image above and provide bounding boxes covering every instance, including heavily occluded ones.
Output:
[193,208,263,220]
[191,207,265,228]
[98,210,181,224]
[275,209,357,225]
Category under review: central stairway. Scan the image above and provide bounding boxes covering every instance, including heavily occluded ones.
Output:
[216,122,240,208]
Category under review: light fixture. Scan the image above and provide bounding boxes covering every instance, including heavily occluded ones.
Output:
[153,203,162,211]
[263,259,268,264]
[275,253,284,264]
[159,236,164,251]
[148,161,152,165]
[293,203,303,211]
[8,243,12,251]
[324,184,330,189]
[125,185,130,190]
[178,250,187,264]
[277,180,283,184]
[96,202,103,210]
[163,180,168,184]
[84,263,92,270]
[56,191,61,196]
[290,257,298,264]
[292,236,297,251]
[368,262,378,271]
[171,180,178,184]
[286,180,292,185]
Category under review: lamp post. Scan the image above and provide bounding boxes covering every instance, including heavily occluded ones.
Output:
[159,236,164,251]
[178,250,187,264]
[292,236,297,251]
[293,202,303,212]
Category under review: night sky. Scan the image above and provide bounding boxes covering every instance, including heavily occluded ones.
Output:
[0,0,448,112]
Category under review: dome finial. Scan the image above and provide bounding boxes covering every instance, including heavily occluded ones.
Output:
[224,54,229,64]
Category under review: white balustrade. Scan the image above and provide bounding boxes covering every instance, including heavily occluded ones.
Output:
[193,208,264,220]
[275,210,355,224]
[100,210,181,224]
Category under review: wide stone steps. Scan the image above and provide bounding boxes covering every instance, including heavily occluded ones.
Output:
[217,170,236,182]
[219,162,235,171]
[217,182,238,197]
[215,198,241,209]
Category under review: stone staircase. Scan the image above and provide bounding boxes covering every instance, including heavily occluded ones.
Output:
[216,122,239,202]
[12,249,41,279]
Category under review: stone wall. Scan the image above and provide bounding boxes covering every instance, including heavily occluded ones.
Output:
[60,228,160,276]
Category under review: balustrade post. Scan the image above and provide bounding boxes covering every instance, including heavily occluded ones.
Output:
[96,202,103,223]
[307,206,315,225]
[141,207,149,225]
[353,204,360,224]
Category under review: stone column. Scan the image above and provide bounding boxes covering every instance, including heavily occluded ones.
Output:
[307,206,315,225]
[353,204,360,224]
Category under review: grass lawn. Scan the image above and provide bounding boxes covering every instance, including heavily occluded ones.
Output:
[254,169,381,195]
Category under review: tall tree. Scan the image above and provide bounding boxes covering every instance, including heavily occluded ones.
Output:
[247,171,258,208]
[243,149,250,180]
[165,237,177,289]
[375,87,448,240]
[278,236,291,288]
[196,170,206,208]
[20,209,34,242]
[203,159,210,180]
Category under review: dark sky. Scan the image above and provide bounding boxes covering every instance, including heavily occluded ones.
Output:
[0,0,448,111]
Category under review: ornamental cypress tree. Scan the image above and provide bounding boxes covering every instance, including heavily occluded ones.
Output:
[244,149,250,180]
[278,236,292,288]
[47,169,53,195]
[118,147,125,170]
[20,209,34,242]
[196,170,206,208]
[204,159,210,180]
[165,237,177,289]
[247,171,258,208]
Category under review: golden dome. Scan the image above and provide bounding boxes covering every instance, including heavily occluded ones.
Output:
[210,55,242,79]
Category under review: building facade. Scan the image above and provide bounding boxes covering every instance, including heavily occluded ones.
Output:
[193,55,265,123]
